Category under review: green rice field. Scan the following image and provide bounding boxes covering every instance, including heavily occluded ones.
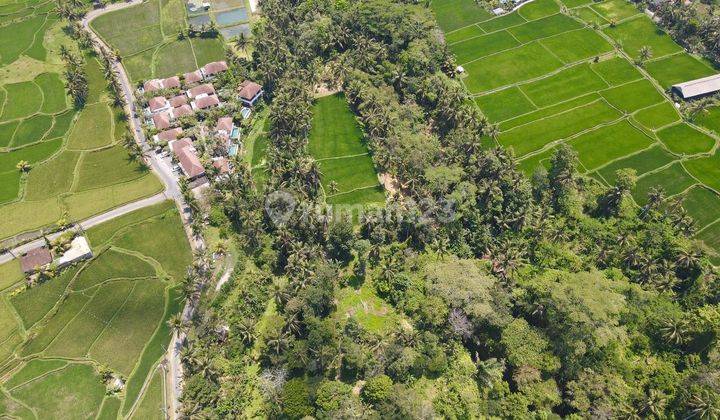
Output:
[90,0,228,83]
[432,0,720,257]
[0,11,163,241]
[0,200,191,419]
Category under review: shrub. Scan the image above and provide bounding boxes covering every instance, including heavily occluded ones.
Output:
[281,378,313,419]
[361,374,393,405]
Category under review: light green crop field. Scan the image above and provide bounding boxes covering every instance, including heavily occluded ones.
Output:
[431,0,720,253]
[0,5,163,241]
[308,93,385,205]
[90,0,228,83]
[0,202,191,419]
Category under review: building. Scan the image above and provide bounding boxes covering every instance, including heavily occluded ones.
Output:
[153,127,183,143]
[170,138,205,180]
[237,80,263,106]
[201,61,228,78]
[215,117,238,137]
[162,76,181,89]
[672,74,720,99]
[212,157,231,175]
[187,83,216,99]
[172,104,194,118]
[169,94,189,108]
[20,247,53,273]
[192,94,221,110]
[152,111,173,130]
[184,69,204,85]
[143,79,164,93]
[148,96,171,114]
[55,236,92,268]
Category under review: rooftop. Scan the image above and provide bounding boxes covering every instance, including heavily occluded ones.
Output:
[148,96,169,113]
[216,117,233,133]
[202,61,229,76]
[155,127,183,142]
[184,69,204,84]
[193,95,220,109]
[238,80,263,101]
[163,76,181,89]
[152,111,172,130]
[20,247,52,273]
[143,79,163,92]
[171,138,205,178]
[173,104,194,118]
[55,236,92,268]
[188,83,215,98]
[672,74,720,99]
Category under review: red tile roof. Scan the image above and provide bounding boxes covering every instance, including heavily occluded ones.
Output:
[143,79,163,92]
[152,111,172,130]
[194,95,220,109]
[184,70,203,84]
[188,83,215,98]
[212,157,230,174]
[173,104,194,118]
[20,247,52,273]
[216,117,233,133]
[202,61,228,76]
[238,80,263,102]
[162,76,181,89]
[171,138,205,178]
[148,96,169,112]
[156,127,183,142]
[169,95,188,108]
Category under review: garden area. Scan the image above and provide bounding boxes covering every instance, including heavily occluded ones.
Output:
[90,0,228,83]
[0,1,162,241]
[0,200,191,419]
[432,0,720,261]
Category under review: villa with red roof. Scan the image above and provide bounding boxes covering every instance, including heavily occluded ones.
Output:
[192,95,220,110]
[170,138,205,180]
[184,69,204,85]
[201,61,228,78]
[237,80,263,106]
[153,127,183,143]
[187,83,216,99]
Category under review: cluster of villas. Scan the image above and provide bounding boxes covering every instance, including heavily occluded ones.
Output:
[140,61,264,186]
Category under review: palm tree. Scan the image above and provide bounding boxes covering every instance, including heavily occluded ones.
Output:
[685,389,720,420]
[234,33,249,53]
[638,46,653,65]
[475,357,505,389]
[16,160,31,172]
[168,313,186,335]
[659,318,688,346]
[328,180,338,194]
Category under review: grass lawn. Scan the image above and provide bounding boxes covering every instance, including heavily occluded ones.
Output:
[500,93,600,130]
[657,123,716,155]
[475,86,537,122]
[308,93,384,204]
[35,73,67,114]
[644,53,717,88]
[130,368,165,419]
[0,196,62,239]
[309,93,367,158]
[190,37,226,68]
[463,42,564,93]
[683,152,720,191]
[590,55,642,86]
[499,99,621,156]
[590,0,641,21]
[681,185,720,229]
[519,63,608,107]
[160,0,186,35]
[603,16,682,60]
[11,113,53,147]
[576,6,608,25]
[450,30,519,64]
[335,282,398,334]
[24,150,79,200]
[600,79,665,113]
[0,299,19,342]
[518,0,559,20]
[478,12,527,32]
[10,363,106,420]
[122,48,156,83]
[632,162,696,204]
[63,174,163,221]
[66,102,113,150]
[97,397,122,420]
[0,259,23,291]
[0,170,21,204]
[695,106,720,134]
[111,207,192,281]
[539,28,613,63]
[561,0,595,7]
[85,56,108,104]
[9,266,78,329]
[85,200,176,247]
[0,14,45,65]
[430,0,492,32]
[596,144,675,183]
[0,120,19,147]
[568,120,654,170]
[45,110,76,139]
[88,278,165,375]
[697,222,720,265]
[445,25,484,45]
[91,0,161,37]
[3,359,67,390]
[73,145,149,191]
[72,248,155,291]
[0,80,42,121]
[154,39,196,78]
[507,13,582,43]
[633,101,680,130]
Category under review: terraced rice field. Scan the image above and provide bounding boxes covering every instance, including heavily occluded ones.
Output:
[0,201,191,419]
[432,0,720,260]
[0,2,162,241]
[90,0,230,83]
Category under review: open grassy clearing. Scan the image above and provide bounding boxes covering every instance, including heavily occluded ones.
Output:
[538,28,613,64]
[603,15,682,60]
[657,123,716,155]
[590,55,642,85]
[2,203,191,416]
[633,101,681,130]
[518,0,559,20]
[66,101,114,150]
[450,30,519,64]
[0,170,21,204]
[590,0,641,21]
[575,6,607,26]
[500,93,600,129]
[569,120,654,170]
[683,152,720,192]
[23,150,80,200]
[599,79,665,113]
[308,93,385,204]
[697,222,720,265]
[519,62,608,107]
[12,113,53,147]
[130,367,165,419]
[644,53,716,88]
[595,145,675,183]
[430,0,492,32]
[681,186,720,229]
[475,86,537,122]
[632,162,696,204]
[695,107,720,134]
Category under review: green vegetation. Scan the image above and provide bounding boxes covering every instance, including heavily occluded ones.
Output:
[657,123,716,155]
[1,203,191,417]
[644,53,716,88]
[569,120,654,170]
[681,185,720,229]
[603,15,682,59]
[430,0,492,32]
[632,162,696,203]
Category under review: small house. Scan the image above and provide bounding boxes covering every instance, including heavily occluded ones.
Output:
[192,95,221,110]
[187,83,216,99]
[215,117,238,139]
[20,247,53,274]
[237,80,263,106]
[170,138,205,180]
[153,127,183,143]
[172,104,194,118]
[184,70,204,85]
[148,96,171,114]
[151,111,173,130]
[201,61,229,78]
[55,236,93,268]
[162,76,181,90]
[143,79,164,93]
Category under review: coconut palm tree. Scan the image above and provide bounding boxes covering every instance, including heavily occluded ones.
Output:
[638,46,653,65]
[234,33,249,53]
[16,160,31,172]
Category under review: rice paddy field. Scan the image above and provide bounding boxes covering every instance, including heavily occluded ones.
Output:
[0,200,191,419]
[0,1,163,242]
[90,0,233,83]
[432,0,720,261]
